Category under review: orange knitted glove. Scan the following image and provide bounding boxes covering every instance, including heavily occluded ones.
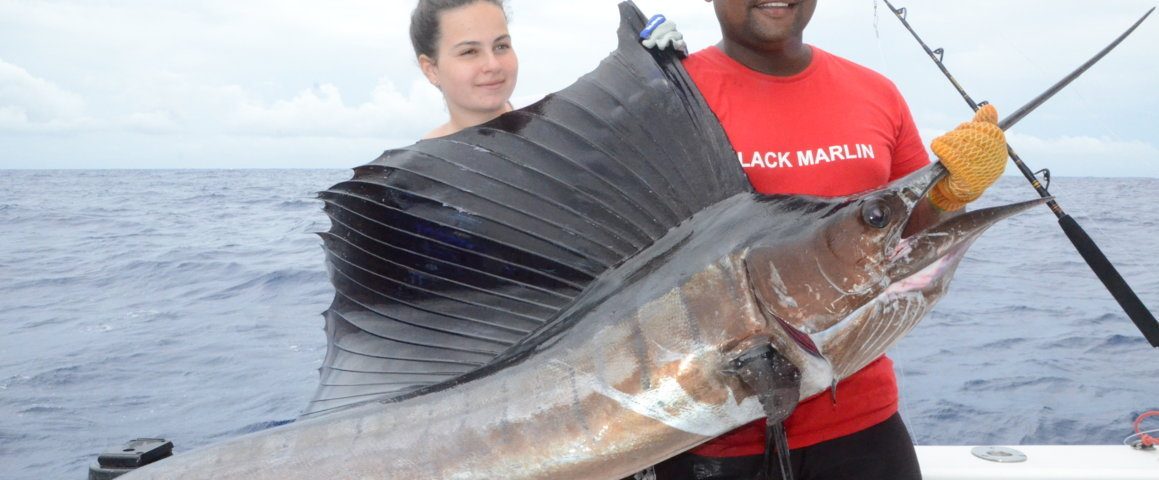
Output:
[929,104,1008,211]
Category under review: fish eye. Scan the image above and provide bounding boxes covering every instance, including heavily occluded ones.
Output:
[861,198,891,229]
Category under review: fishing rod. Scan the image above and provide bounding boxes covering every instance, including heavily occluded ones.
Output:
[997,8,1153,132]
[882,0,1159,348]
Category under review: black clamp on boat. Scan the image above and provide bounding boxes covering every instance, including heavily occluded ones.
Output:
[88,438,173,480]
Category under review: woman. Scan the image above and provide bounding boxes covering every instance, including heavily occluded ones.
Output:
[410,0,518,138]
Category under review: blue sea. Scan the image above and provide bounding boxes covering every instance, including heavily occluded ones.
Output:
[2,170,1157,480]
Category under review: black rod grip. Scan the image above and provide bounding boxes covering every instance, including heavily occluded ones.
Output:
[1059,214,1159,347]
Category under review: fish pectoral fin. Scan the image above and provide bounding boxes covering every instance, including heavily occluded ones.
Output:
[728,343,802,480]
[726,343,801,423]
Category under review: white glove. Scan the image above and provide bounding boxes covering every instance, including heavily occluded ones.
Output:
[640,14,688,57]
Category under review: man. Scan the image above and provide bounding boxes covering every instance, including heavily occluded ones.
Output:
[641,1,1007,478]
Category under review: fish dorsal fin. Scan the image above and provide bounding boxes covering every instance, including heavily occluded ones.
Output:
[302,1,749,418]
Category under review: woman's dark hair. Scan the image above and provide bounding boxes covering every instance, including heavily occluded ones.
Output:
[410,0,507,59]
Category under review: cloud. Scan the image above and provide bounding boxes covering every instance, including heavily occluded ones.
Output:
[1004,132,1159,177]
[226,77,444,139]
[919,126,1159,177]
[1,0,1157,172]
[0,59,88,132]
[0,60,194,135]
[117,111,180,134]
[0,56,443,141]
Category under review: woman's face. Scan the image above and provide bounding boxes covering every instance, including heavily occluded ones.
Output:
[420,2,518,119]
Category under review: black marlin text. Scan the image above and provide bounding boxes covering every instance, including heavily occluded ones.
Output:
[738,143,876,169]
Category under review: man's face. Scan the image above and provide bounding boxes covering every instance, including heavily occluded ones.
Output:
[712,0,818,49]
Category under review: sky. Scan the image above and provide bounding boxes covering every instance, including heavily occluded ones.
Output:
[1,0,1157,176]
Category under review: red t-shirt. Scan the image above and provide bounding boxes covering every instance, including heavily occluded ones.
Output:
[684,45,929,454]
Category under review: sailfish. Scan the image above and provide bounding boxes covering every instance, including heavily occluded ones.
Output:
[119,2,1044,478]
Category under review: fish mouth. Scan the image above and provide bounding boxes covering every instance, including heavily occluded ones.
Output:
[785,162,1045,360]
[893,161,948,214]
[888,162,1049,281]
[745,161,1045,385]
[807,168,1046,380]
[879,195,1046,306]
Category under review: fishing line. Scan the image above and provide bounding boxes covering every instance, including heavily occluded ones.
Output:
[871,0,894,77]
[1059,71,1125,144]
[894,359,922,442]
[873,0,880,39]
[1046,15,1130,145]
[999,11,1131,183]
[870,0,921,446]
[1011,25,1128,186]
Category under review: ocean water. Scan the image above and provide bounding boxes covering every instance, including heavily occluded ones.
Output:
[1,170,1157,480]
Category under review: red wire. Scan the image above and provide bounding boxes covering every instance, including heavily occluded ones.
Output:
[1134,410,1159,447]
